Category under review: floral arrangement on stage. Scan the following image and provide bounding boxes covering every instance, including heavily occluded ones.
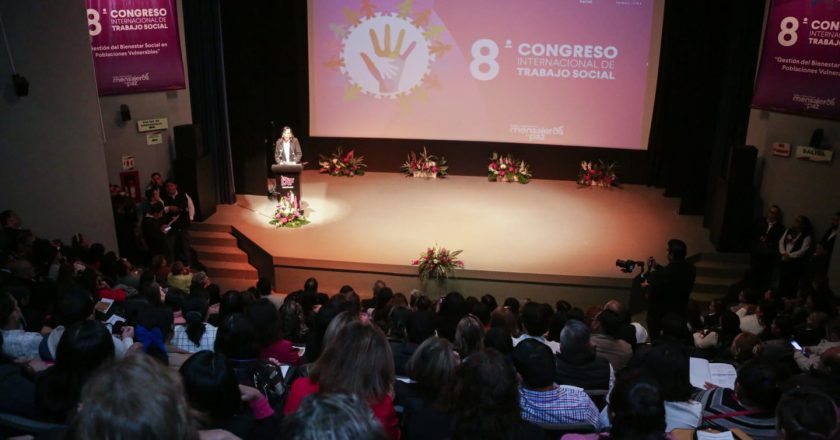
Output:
[488,152,532,184]
[269,193,309,228]
[411,245,464,280]
[401,147,448,178]
[577,160,619,188]
[318,147,367,177]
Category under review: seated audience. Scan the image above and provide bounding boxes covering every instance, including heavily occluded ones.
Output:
[281,393,386,440]
[454,314,484,360]
[602,342,700,432]
[775,388,839,440]
[215,313,285,407]
[278,299,308,344]
[172,295,217,353]
[563,371,669,440]
[513,339,599,428]
[590,309,633,371]
[442,348,545,439]
[485,326,515,356]
[398,337,459,440]
[794,317,840,372]
[730,331,764,367]
[695,359,783,440]
[283,321,400,439]
[248,298,300,365]
[180,350,279,439]
[36,320,115,423]
[0,290,43,359]
[0,331,36,418]
[556,319,614,392]
[514,301,560,353]
[603,299,638,347]
[68,353,201,440]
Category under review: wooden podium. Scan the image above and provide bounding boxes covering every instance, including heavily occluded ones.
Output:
[270,163,302,201]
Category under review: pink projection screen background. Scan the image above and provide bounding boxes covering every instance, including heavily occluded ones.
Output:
[308,0,658,150]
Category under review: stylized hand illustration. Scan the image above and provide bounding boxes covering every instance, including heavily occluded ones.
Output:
[361,24,417,94]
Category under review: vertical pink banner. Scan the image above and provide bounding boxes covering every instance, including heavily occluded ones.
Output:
[86,0,186,96]
[753,0,840,120]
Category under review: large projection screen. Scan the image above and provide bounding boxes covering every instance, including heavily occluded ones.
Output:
[308,0,663,150]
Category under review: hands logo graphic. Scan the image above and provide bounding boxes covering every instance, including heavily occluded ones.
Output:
[341,14,431,98]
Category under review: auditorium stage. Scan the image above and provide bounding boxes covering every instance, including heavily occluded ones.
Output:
[203,171,715,308]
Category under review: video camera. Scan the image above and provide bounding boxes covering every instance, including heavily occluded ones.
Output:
[615,259,645,273]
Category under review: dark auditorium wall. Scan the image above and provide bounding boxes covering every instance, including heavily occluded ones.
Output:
[0,0,118,251]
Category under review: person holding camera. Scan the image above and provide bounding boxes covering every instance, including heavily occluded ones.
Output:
[643,239,696,340]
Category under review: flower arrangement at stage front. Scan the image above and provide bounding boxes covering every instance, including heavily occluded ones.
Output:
[401,147,448,178]
[577,160,619,188]
[269,193,309,228]
[411,245,464,280]
[488,152,532,184]
[318,147,367,177]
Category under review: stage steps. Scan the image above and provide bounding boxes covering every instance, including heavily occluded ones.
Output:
[191,223,259,285]
[689,252,749,303]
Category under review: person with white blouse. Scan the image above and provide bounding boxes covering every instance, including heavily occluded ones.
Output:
[777,215,813,298]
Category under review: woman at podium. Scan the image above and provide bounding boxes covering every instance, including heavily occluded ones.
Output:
[274,126,302,164]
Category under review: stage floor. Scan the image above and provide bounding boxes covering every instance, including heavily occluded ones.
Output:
[205,171,715,280]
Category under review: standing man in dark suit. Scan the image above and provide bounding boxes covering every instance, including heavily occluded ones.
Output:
[644,239,696,340]
[163,179,191,266]
[274,126,303,164]
[749,205,785,289]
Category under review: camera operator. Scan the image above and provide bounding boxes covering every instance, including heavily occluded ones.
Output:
[642,239,696,340]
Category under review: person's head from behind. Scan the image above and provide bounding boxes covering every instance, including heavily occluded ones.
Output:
[255,277,271,297]
[502,297,520,315]
[247,298,283,348]
[303,277,318,294]
[731,332,763,363]
[70,353,198,440]
[182,295,210,347]
[406,337,459,397]
[219,290,245,319]
[776,389,838,440]
[55,320,115,374]
[638,342,693,402]
[281,393,385,440]
[279,299,305,339]
[214,313,259,359]
[489,305,518,336]
[322,310,361,350]
[311,321,394,400]
[667,239,687,262]
[54,287,95,326]
[179,350,241,422]
[484,327,514,355]
[559,319,595,363]
[445,349,522,437]
[480,294,498,311]
[454,314,484,359]
[659,312,691,342]
[593,308,623,338]
[520,301,551,337]
[607,371,666,440]
[406,309,436,344]
[512,339,555,390]
[735,359,781,412]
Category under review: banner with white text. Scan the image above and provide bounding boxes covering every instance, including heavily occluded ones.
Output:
[308,0,657,149]
[752,0,840,120]
[86,0,185,95]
